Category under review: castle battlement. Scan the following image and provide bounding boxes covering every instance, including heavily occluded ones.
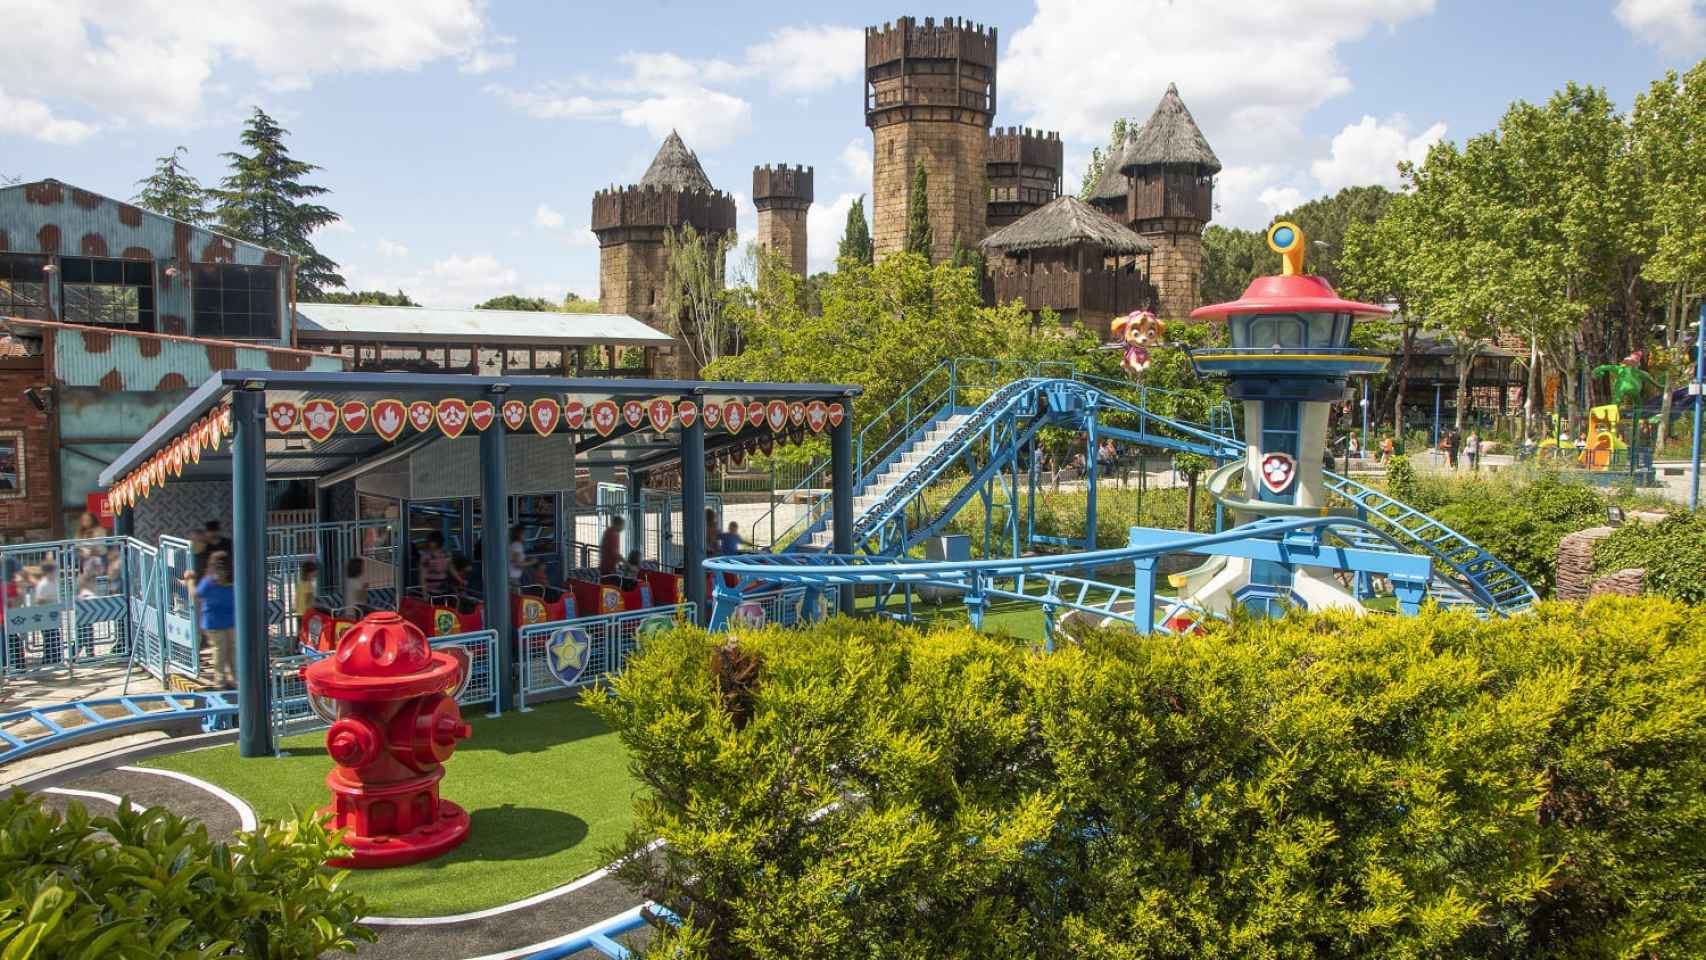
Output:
[989,127,1064,169]
[590,184,737,237]
[865,16,997,67]
[752,165,815,207]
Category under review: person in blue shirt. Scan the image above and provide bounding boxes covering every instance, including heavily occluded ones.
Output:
[195,551,238,688]
[718,521,747,557]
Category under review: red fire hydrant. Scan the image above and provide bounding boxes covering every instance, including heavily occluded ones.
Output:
[303,611,472,868]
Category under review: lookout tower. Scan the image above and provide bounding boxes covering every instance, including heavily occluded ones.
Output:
[752,164,813,279]
[986,127,1063,230]
[1116,83,1219,321]
[592,131,736,378]
[865,16,997,262]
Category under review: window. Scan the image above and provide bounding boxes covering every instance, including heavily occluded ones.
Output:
[192,263,280,340]
[1247,315,1304,349]
[60,257,154,328]
[0,255,51,320]
[0,430,24,500]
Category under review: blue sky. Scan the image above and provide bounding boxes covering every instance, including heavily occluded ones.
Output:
[3,0,1702,307]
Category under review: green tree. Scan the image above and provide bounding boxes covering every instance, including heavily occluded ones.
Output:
[133,146,208,225]
[1341,195,1424,434]
[562,292,604,313]
[1077,117,1130,199]
[476,294,559,311]
[660,224,738,372]
[1199,225,1269,305]
[905,161,932,260]
[1278,184,1393,289]
[837,195,873,267]
[307,289,416,306]
[212,107,344,297]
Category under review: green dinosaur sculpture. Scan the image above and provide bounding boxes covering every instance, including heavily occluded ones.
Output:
[1592,352,1660,411]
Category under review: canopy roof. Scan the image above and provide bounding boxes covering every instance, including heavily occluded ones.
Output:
[1190,274,1390,322]
[980,196,1153,256]
[294,303,672,347]
[1118,83,1222,175]
[638,131,718,193]
[98,370,859,494]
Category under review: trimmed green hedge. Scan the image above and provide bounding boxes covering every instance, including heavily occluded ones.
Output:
[0,798,372,958]
[1595,512,1706,605]
[594,600,1706,959]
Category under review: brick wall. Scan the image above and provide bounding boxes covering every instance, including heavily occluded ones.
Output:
[871,120,989,263]
[1137,221,1205,322]
[0,359,58,543]
[757,207,809,278]
[598,238,694,378]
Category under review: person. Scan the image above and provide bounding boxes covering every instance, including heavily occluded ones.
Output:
[74,570,103,658]
[200,521,231,574]
[33,562,61,665]
[508,526,533,586]
[195,551,237,688]
[75,511,105,541]
[295,560,319,620]
[1466,429,1481,471]
[598,516,625,578]
[1322,444,1336,472]
[616,549,642,591]
[449,555,472,594]
[344,557,368,610]
[719,521,746,557]
[1379,434,1395,463]
[1443,430,1459,469]
[704,509,720,556]
[1347,434,1361,459]
[418,532,450,597]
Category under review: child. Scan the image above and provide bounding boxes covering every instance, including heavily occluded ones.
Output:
[196,551,237,688]
[295,560,320,620]
[345,557,368,611]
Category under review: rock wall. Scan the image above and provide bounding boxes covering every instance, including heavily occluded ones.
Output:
[872,120,989,263]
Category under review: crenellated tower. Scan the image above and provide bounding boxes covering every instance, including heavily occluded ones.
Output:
[1116,83,1219,322]
[593,130,736,378]
[751,164,814,278]
[864,16,996,262]
[986,127,1062,230]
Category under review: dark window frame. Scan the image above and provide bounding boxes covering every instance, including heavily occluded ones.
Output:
[192,262,281,341]
[58,256,156,330]
[0,254,53,321]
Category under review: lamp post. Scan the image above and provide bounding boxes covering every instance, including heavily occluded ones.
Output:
[1690,302,1704,511]
[1360,378,1370,456]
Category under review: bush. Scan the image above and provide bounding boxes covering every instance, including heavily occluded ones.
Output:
[1595,512,1706,605]
[1431,474,1605,597]
[593,601,1706,959]
[0,795,373,958]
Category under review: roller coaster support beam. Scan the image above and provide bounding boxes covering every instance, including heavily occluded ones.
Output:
[1132,556,1157,635]
[1085,413,1099,553]
[480,399,514,709]
[1124,525,1434,587]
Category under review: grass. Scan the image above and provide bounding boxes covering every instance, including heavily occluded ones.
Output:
[141,699,636,917]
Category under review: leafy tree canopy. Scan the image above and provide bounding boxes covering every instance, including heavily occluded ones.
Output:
[307,289,417,306]
[133,146,209,226]
[212,107,344,297]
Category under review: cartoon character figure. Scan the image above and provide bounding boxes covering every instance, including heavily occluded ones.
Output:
[1592,351,1660,411]
[1110,309,1165,377]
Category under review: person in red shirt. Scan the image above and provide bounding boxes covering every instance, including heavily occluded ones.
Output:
[599,516,625,578]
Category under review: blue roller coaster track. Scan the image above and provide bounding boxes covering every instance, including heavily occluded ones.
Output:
[726,359,1537,627]
[0,691,237,765]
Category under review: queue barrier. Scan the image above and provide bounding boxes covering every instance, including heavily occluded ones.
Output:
[517,602,696,710]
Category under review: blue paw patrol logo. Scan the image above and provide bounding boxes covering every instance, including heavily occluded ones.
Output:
[546,626,593,686]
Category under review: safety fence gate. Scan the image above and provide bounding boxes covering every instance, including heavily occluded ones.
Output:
[566,489,724,571]
[265,519,401,648]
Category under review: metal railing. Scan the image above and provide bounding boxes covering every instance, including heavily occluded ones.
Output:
[517,602,696,710]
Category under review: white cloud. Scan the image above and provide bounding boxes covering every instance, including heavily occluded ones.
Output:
[534,204,566,229]
[0,87,98,144]
[1614,0,1706,53]
[375,238,409,258]
[839,138,873,185]
[1311,114,1445,192]
[808,192,863,274]
[1002,0,1435,156]
[744,26,863,94]
[344,253,520,308]
[490,77,752,149]
[0,0,506,137]
[1214,164,1292,229]
[1257,185,1305,217]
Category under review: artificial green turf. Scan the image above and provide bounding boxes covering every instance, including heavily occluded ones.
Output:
[141,699,636,917]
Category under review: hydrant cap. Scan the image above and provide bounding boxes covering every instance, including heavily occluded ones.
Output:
[334,611,432,677]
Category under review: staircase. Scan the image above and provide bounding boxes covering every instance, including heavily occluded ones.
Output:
[799,411,974,550]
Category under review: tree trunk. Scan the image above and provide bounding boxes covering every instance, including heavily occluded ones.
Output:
[1522,334,1540,445]
[1656,284,1682,451]
[1453,341,1479,433]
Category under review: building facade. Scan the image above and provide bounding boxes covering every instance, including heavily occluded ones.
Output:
[986,127,1063,230]
[1113,84,1220,322]
[752,165,814,278]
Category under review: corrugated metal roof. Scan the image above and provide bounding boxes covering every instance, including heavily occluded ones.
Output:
[293,303,675,346]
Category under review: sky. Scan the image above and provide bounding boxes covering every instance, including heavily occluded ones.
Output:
[2,0,1702,308]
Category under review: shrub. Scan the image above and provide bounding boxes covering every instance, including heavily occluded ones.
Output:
[1431,474,1605,597]
[0,796,373,958]
[1595,512,1706,605]
[593,601,1706,959]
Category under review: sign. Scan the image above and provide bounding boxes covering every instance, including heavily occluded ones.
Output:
[469,400,495,431]
[529,398,561,435]
[591,400,620,437]
[86,492,113,526]
[340,401,370,433]
[564,400,586,429]
[648,397,674,433]
[545,626,594,686]
[302,399,338,441]
[407,400,436,432]
[267,401,300,433]
[436,398,471,438]
[372,399,407,441]
[1259,452,1297,495]
[677,400,698,427]
[729,601,766,630]
[501,400,528,431]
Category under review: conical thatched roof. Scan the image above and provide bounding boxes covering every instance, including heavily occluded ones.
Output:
[1088,129,1133,207]
[1118,83,1221,175]
[638,130,717,193]
[980,196,1153,255]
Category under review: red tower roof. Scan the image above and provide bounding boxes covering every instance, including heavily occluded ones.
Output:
[1190,274,1391,321]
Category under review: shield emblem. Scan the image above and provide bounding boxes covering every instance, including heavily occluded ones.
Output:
[564,400,586,429]
[828,402,845,427]
[545,627,593,686]
[702,402,721,429]
[268,401,300,433]
[806,400,828,433]
[591,400,619,437]
[677,400,698,427]
[437,398,471,438]
[788,401,805,427]
[372,399,407,441]
[218,405,233,436]
[302,399,338,441]
[442,646,472,699]
[407,400,435,432]
[519,596,548,625]
[747,400,765,427]
[648,397,674,433]
[469,400,495,431]
[1259,452,1298,495]
[766,400,788,432]
[501,400,527,431]
[723,401,745,433]
[340,401,369,433]
[529,399,561,435]
[730,600,766,630]
[622,400,645,429]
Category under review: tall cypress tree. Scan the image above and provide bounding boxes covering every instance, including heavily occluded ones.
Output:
[213,108,344,296]
[134,146,209,225]
[838,195,873,266]
[905,161,933,260]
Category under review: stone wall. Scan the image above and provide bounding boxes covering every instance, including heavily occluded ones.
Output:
[1137,220,1204,322]
[1589,567,1645,597]
[1555,525,1616,601]
[871,119,989,263]
[0,358,58,542]
[756,206,809,278]
[598,238,693,378]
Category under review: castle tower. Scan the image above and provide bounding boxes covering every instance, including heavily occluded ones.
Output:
[593,131,736,378]
[752,164,814,278]
[1117,83,1219,321]
[865,16,997,262]
[986,127,1063,230]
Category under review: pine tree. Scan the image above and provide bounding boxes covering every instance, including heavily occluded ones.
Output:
[905,161,933,260]
[134,146,209,225]
[837,195,873,266]
[213,108,345,296]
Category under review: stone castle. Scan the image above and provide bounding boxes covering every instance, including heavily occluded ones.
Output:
[594,14,1219,371]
